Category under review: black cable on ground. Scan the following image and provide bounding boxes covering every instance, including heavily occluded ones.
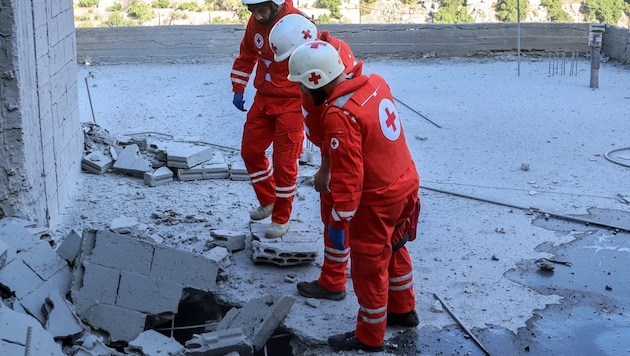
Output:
[604,147,630,168]
[422,184,630,233]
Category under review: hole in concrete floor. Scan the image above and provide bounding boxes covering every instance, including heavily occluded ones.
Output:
[146,288,296,355]
[147,289,227,343]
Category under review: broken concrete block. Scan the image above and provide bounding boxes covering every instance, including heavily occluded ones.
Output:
[150,245,218,293]
[20,265,72,325]
[109,215,140,234]
[126,329,185,355]
[0,240,7,269]
[112,144,152,177]
[116,271,183,314]
[215,294,296,351]
[230,159,249,181]
[0,219,39,262]
[21,240,69,281]
[80,302,147,342]
[0,258,44,300]
[151,141,214,169]
[143,166,174,187]
[67,333,121,356]
[210,229,246,252]
[0,302,65,355]
[177,150,230,181]
[55,229,82,263]
[44,289,84,339]
[185,328,253,356]
[89,230,154,275]
[249,223,318,267]
[73,262,121,316]
[204,246,231,281]
[82,151,114,174]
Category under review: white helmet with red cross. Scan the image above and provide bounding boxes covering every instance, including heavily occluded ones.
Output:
[269,14,317,62]
[287,41,344,90]
[242,0,284,5]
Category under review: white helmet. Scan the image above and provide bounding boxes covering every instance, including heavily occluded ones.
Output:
[242,0,284,5]
[269,14,317,62]
[288,41,345,90]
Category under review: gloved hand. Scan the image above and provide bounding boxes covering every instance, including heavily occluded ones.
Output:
[232,93,246,112]
[328,226,346,251]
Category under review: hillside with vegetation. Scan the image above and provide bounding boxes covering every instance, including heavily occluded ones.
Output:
[73,0,630,28]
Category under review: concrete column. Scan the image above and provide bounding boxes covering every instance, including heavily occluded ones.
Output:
[0,0,83,226]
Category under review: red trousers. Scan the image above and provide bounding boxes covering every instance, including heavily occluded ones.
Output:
[240,93,304,224]
[349,190,419,347]
[318,192,350,292]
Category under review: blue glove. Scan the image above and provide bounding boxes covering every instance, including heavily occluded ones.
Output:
[232,93,246,112]
[328,226,346,251]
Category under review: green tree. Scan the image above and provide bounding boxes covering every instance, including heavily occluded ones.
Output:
[153,0,171,9]
[78,0,99,7]
[106,12,136,26]
[584,0,624,24]
[540,0,572,22]
[318,0,343,19]
[433,0,474,24]
[216,0,249,22]
[107,2,123,11]
[495,0,528,22]
[127,0,156,22]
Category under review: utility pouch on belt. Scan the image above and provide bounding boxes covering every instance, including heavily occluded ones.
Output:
[393,200,421,252]
[406,200,421,242]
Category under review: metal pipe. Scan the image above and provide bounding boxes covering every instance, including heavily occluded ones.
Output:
[434,293,491,356]
[393,97,442,128]
[422,184,630,233]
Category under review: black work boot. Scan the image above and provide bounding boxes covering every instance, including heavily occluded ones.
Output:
[297,280,346,301]
[387,310,419,327]
[328,331,384,352]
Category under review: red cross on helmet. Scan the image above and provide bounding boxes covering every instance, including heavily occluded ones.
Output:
[287,40,345,90]
[269,14,317,62]
[242,0,284,4]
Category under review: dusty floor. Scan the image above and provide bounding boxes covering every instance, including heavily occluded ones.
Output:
[48,55,630,355]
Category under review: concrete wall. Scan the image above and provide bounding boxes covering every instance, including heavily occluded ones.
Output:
[0,0,83,226]
[603,25,630,63]
[75,23,630,65]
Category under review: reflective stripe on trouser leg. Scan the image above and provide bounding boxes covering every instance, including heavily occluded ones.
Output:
[349,195,415,347]
[241,102,276,208]
[269,110,304,224]
[318,193,349,292]
[351,247,390,347]
[387,246,415,314]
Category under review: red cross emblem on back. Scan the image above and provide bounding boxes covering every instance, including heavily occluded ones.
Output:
[302,29,313,40]
[385,108,397,131]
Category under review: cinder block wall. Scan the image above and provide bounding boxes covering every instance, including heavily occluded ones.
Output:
[603,25,630,63]
[0,0,83,226]
[75,23,629,65]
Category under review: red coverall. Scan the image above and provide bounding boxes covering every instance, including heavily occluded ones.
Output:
[230,3,306,225]
[300,31,359,293]
[323,72,420,347]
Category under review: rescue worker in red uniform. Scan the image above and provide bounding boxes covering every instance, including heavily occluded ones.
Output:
[288,41,422,352]
[230,0,309,238]
[269,14,359,301]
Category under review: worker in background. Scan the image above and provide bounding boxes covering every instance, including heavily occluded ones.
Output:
[230,0,309,238]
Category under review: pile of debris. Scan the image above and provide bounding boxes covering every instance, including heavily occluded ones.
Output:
[0,217,297,355]
[0,124,324,355]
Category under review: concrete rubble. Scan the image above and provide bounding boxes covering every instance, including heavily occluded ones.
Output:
[0,216,304,355]
[0,123,321,355]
